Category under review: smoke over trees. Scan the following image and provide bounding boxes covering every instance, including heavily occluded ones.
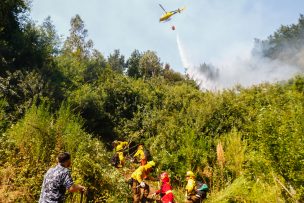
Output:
[180,14,304,90]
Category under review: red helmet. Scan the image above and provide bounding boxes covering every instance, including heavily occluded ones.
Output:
[160,172,169,180]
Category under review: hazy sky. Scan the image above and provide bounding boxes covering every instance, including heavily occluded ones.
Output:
[30,0,304,73]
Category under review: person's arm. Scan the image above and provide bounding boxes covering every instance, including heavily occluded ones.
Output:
[68,184,86,193]
[63,171,86,193]
[136,170,143,183]
[133,150,140,158]
[155,189,160,194]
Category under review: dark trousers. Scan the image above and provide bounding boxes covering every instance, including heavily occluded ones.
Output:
[132,180,150,203]
[185,195,201,203]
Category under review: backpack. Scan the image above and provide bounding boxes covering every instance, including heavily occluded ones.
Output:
[111,153,119,167]
[127,178,134,187]
[196,181,208,199]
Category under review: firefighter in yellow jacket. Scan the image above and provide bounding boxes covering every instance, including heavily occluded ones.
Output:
[133,144,147,166]
[131,160,155,203]
[185,171,200,203]
[113,140,128,168]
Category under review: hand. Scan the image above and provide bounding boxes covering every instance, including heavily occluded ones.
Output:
[79,185,86,192]
[140,181,145,188]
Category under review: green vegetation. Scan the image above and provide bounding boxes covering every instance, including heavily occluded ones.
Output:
[1,0,304,202]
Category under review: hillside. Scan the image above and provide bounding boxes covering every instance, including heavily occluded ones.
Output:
[1,1,304,202]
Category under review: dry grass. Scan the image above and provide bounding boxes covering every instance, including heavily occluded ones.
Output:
[0,165,30,203]
[216,142,225,169]
[0,186,27,203]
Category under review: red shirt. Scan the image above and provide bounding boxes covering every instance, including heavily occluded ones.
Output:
[155,178,174,203]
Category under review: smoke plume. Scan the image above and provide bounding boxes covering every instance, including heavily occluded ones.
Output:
[177,33,303,91]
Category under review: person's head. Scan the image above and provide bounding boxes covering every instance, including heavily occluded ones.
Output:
[138,144,144,150]
[57,152,71,168]
[160,172,170,183]
[112,140,117,147]
[186,171,195,180]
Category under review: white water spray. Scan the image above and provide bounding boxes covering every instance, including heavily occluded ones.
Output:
[176,33,220,90]
[176,33,192,69]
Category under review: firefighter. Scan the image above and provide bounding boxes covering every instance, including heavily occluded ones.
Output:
[133,144,147,166]
[131,161,156,203]
[185,171,200,203]
[153,172,174,203]
[113,140,128,168]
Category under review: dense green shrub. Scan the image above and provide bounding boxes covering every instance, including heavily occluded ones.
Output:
[0,103,130,202]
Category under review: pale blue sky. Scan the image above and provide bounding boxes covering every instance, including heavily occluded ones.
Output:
[30,0,304,73]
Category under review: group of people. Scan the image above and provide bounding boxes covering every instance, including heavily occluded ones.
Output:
[38,141,208,203]
[112,140,208,203]
[112,140,148,168]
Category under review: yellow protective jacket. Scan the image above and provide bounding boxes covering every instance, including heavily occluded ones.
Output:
[131,165,151,183]
[115,141,128,152]
[185,178,196,195]
[133,148,145,160]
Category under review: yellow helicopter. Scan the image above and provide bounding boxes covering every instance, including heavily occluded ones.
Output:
[159,4,186,22]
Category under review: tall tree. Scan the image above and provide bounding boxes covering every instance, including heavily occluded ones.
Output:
[107,49,125,74]
[63,14,93,59]
[59,15,95,84]
[0,0,53,72]
[0,0,27,71]
[39,16,61,56]
[139,50,162,79]
[126,49,141,78]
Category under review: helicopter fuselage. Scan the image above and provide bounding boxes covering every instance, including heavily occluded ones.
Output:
[159,11,177,22]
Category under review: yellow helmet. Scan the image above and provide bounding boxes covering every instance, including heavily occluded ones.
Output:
[146,161,155,168]
[186,171,195,177]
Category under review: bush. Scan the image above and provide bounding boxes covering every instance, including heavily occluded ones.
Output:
[1,103,130,202]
